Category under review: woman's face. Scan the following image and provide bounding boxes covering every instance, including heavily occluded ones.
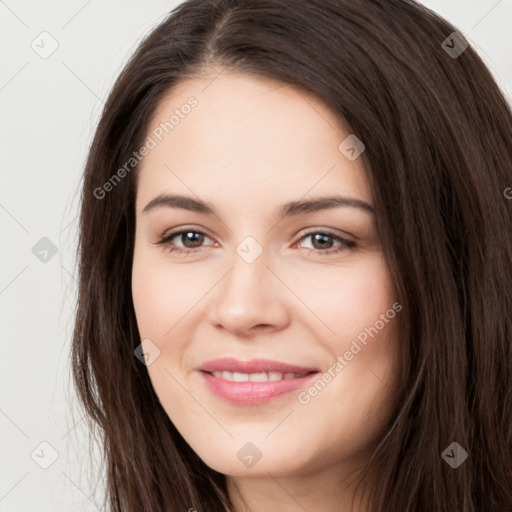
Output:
[132,71,401,482]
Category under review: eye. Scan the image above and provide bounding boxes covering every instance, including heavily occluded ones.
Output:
[294,229,356,255]
[153,227,216,255]
[153,227,356,256]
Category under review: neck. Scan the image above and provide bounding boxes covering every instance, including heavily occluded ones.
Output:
[226,459,372,512]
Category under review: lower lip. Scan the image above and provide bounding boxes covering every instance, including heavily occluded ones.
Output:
[199,371,319,405]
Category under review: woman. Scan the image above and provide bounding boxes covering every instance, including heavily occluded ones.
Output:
[71,0,512,510]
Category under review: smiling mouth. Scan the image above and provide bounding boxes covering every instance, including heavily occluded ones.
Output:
[199,370,320,405]
[203,370,316,382]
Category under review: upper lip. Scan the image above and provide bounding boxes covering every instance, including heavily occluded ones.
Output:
[197,357,319,374]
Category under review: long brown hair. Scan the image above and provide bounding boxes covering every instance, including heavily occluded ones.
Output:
[71,0,512,510]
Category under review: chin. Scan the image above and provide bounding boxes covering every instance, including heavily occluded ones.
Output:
[193,441,309,477]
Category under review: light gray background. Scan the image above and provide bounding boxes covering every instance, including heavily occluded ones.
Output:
[1,1,511,510]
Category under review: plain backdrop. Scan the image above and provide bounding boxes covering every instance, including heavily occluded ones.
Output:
[1,0,511,510]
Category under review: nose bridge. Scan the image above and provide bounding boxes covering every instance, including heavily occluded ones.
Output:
[221,239,272,308]
[209,235,290,333]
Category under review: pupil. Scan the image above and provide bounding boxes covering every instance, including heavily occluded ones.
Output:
[184,232,202,247]
[313,233,332,249]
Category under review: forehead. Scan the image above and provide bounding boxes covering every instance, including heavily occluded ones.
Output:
[136,71,372,211]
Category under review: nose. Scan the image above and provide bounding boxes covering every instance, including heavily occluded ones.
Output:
[207,248,291,337]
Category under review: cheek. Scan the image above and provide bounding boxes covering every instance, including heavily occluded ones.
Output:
[131,247,212,380]
[131,247,202,338]
[131,263,167,338]
[131,254,194,413]
[289,253,396,344]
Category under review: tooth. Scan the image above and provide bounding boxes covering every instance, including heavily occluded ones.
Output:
[249,372,268,382]
[232,372,250,382]
[210,371,306,381]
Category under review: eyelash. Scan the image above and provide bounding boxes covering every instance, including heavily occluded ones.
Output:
[154,227,356,256]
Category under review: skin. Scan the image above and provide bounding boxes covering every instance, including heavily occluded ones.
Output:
[131,69,402,512]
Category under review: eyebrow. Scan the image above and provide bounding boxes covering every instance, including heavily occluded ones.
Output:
[142,193,375,218]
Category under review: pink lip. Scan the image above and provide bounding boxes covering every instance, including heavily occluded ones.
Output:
[200,372,318,405]
[197,357,319,374]
[196,357,320,405]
